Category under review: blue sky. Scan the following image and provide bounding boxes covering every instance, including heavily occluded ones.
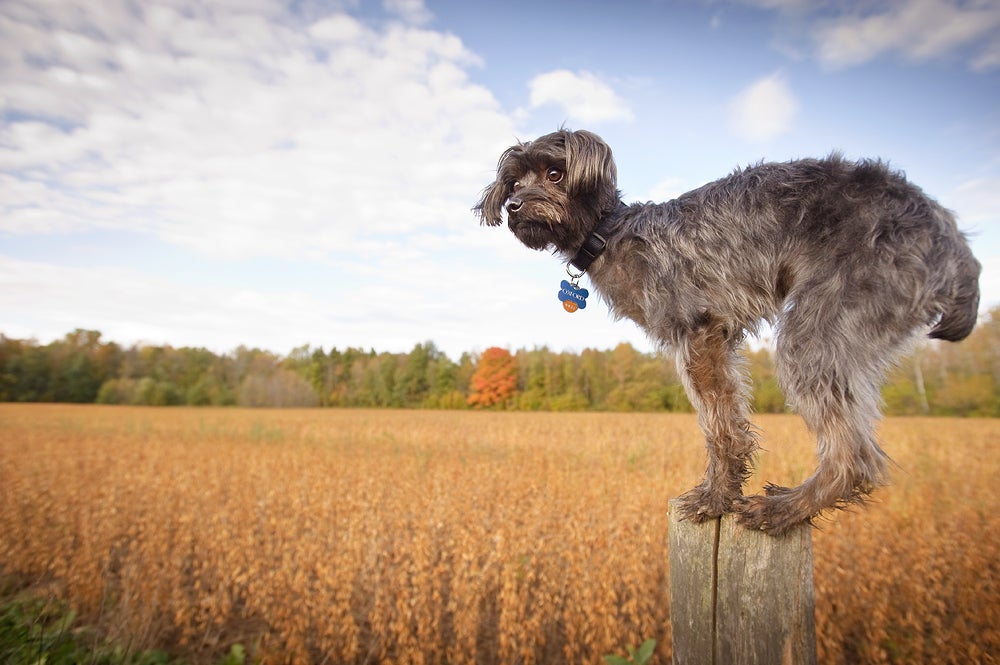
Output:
[2,0,998,359]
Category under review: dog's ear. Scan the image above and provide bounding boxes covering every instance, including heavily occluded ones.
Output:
[473,179,507,227]
[563,130,617,198]
[473,146,518,227]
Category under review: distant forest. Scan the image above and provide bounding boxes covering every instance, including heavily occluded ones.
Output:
[2,306,998,416]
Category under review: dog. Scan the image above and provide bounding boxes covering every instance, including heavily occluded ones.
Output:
[474,129,981,535]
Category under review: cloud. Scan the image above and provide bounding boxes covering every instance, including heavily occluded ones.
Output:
[812,0,1000,69]
[951,177,1000,225]
[528,70,634,124]
[0,246,653,357]
[0,2,658,357]
[642,177,688,203]
[0,255,310,351]
[0,0,512,259]
[382,0,433,25]
[734,0,814,9]
[948,178,1000,309]
[979,256,1000,310]
[728,73,798,142]
[971,35,1000,70]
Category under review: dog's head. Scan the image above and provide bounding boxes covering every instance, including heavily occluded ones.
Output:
[473,129,620,253]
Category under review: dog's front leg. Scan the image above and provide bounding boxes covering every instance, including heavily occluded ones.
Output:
[674,320,758,521]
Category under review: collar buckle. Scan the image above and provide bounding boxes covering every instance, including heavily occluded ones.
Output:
[569,230,609,273]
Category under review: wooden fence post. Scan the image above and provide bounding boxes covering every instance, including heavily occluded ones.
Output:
[667,499,816,665]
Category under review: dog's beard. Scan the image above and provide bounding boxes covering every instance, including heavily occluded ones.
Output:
[508,206,559,250]
[510,219,555,250]
[507,196,578,251]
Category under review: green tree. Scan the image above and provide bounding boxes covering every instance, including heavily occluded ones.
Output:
[50,330,115,403]
[515,347,551,410]
[8,343,53,402]
[746,347,786,413]
[96,378,138,404]
[396,341,435,407]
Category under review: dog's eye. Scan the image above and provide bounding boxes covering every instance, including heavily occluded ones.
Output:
[546,168,564,183]
[511,180,521,192]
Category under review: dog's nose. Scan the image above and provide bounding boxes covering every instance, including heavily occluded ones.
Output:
[506,197,523,214]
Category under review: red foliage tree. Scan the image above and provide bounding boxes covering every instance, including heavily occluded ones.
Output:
[467,347,518,408]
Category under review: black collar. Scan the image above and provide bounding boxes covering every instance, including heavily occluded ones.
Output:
[569,230,608,273]
[568,212,620,273]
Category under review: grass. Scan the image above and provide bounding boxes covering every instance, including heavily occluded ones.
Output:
[0,583,178,665]
[0,404,997,664]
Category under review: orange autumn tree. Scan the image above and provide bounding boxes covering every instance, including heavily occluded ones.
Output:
[467,347,518,408]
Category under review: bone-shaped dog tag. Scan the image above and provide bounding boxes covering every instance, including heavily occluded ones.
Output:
[558,279,589,313]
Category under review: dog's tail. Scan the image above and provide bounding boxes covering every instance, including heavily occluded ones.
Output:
[929,243,981,342]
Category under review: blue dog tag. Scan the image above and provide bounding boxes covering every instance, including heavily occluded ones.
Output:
[558,279,589,313]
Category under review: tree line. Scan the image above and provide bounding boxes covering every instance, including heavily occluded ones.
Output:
[1,306,997,415]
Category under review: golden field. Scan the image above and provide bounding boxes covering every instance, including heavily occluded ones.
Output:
[0,404,997,664]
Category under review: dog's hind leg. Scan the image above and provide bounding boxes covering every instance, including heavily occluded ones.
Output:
[674,318,759,522]
[737,293,894,535]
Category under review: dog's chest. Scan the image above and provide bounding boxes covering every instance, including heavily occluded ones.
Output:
[590,261,655,329]
[589,247,715,343]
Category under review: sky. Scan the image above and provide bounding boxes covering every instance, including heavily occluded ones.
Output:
[2,0,999,360]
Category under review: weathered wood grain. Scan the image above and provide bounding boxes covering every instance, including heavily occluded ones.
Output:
[668,499,816,665]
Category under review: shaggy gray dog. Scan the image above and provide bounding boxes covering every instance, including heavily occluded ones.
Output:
[474,129,980,535]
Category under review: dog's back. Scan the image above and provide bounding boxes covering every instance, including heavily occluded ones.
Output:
[925,205,981,341]
[670,155,981,343]
[791,156,981,342]
[793,156,981,343]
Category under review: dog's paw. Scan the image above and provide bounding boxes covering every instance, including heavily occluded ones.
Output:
[763,482,792,497]
[734,492,811,537]
[675,484,737,523]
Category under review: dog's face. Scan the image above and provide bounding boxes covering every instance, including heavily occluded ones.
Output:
[474,130,619,253]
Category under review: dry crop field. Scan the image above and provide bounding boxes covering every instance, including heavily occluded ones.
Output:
[1,404,997,664]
